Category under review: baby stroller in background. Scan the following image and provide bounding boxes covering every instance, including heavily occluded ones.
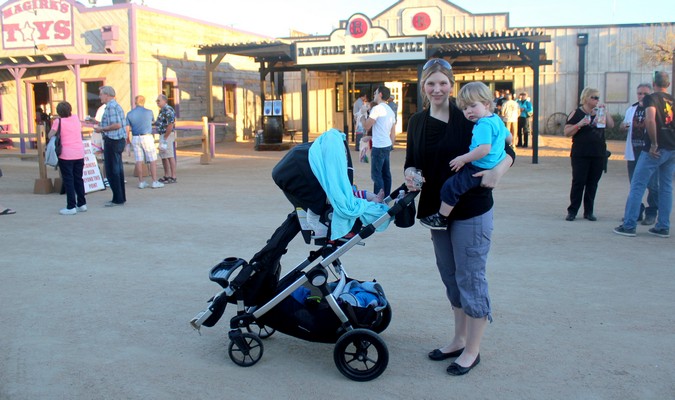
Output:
[190,131,418,381]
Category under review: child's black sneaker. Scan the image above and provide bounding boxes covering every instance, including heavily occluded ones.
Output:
[420,213,448,230]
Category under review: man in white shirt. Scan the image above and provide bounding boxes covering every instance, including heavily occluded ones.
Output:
[501,93,520,142]
[364,85,396,197]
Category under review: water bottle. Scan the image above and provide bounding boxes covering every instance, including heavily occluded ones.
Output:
[595,107,606,128]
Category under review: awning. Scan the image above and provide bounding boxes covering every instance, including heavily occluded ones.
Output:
[0,53,124,70]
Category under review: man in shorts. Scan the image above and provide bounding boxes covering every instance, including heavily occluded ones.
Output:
[126,95,163,189]
[156,94,177,184]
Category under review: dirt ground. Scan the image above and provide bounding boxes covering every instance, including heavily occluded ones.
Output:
[1,135,673,400]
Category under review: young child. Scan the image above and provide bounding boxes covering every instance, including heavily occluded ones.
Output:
[420,81,512,230]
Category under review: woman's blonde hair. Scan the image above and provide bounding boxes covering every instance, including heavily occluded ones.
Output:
[456,82,493,109]
[579,87,599,105]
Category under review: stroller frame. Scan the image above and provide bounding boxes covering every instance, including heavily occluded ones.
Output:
[191,188,418,381]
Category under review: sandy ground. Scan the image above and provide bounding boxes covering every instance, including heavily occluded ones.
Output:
[1,135,673,400]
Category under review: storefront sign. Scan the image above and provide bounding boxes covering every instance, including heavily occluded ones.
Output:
[1,0,75,50]
[295,14,426,66]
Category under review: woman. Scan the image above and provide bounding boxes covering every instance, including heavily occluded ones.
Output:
[563,87,614,221]
[48,102,86,215]
[405,59,514,376]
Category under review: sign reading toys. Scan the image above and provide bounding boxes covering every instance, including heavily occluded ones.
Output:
[1,0,75,50]
[295,13,426,66]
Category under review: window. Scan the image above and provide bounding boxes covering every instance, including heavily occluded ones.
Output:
[162,80,178,117]
[336,82,374,113]
[83,80,105,118]
[223,83,236,115]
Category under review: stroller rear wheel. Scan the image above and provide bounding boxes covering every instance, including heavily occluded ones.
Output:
[228,332,264,367]
[333,328,388,381]
[246,322,276,339]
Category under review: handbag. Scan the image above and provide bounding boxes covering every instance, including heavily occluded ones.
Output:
[45,136,58,167]
[54,118,62,157]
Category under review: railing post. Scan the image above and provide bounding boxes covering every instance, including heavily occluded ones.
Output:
[33,126,54,194]
[200,116,211,165]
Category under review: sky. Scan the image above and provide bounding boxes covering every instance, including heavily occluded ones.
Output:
[89,0,674,38]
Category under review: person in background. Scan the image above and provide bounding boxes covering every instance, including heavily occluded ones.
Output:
[156,94,177,184]
[516,92,533,148]
[405,58,514,376]
[126,95,164,189]
[620,83,658,225]
[94,86,127,207]
[48,101,86,215]
[364,85,396,197]
[387,94,398,121]
[614,71,675,238]
[493,90,503,115]
[563,87,614,221]
[500,93,519,144]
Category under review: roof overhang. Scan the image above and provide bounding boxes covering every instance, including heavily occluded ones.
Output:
[196,30,552,74]
[0,53,124,70]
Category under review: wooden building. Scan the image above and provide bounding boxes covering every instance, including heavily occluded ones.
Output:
[0,0,266,143]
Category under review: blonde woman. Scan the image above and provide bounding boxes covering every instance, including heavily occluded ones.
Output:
[563,87,614,221]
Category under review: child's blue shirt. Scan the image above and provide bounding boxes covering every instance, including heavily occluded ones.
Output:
[470,114,508,169]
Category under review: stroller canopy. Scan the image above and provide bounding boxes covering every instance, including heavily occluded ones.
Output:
[308,129,390,239]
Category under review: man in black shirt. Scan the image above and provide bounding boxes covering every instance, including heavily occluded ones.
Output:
[614,71,675,238]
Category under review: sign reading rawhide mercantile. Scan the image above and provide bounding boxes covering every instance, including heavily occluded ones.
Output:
[294,13,426,66]
[1,0,75,50]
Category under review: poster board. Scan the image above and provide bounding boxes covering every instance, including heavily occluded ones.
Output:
[82,140,105,193]
[605,72,629,103]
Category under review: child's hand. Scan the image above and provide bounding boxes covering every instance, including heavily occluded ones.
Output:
[375,189,385,203]
[449,156,465,172]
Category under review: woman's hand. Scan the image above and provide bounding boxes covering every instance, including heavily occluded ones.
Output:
[474,155,512,188]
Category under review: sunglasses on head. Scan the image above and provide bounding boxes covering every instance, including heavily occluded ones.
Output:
[590,96,600,100]
[423,58,452,71]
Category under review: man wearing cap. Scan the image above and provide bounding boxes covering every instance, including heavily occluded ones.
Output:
[516,92,533,148]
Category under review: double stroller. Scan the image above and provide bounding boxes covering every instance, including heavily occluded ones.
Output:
[190,130,417,381]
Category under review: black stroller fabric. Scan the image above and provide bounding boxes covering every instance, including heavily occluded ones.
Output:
[228,212,302,307]
[271,138,354,215]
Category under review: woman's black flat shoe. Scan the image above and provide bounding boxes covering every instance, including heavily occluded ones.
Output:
[584,214,597,221]
[428,348,464,361]
[447,354,480,376]
[565,213,576,221]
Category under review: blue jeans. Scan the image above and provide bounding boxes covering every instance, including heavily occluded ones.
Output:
[430,209,493,321]
[622,149,675,230]
[627,150,659,218]
[103,137,126,204]
[59,158,86,209]
[370,146,392,197]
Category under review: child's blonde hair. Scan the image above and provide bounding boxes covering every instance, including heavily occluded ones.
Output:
[456,82,493,109]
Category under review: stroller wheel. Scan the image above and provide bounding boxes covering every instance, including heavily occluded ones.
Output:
[333,329,388,381]
[228,332,264,367]
[372,304,392,334]
[246,322,276,339]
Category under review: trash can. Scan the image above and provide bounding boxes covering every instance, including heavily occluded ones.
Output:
[263,116,283,144]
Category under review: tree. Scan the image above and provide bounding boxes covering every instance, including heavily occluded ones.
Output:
[638,29,674,66]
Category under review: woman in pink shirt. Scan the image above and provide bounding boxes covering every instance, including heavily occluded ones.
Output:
[48,102,86,215]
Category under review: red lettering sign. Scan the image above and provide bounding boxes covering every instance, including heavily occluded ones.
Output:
[412,12,431,31]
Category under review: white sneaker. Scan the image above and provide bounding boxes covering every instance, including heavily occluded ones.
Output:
[151,181,165,189]
[59,207,77,215]
[138,181,149,189]
[76,205,87,212]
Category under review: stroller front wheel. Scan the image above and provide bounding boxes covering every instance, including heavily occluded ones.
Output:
[333,328,388,381]
[228,332,264,367]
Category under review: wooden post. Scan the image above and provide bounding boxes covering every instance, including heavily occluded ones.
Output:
[200,116,211,165]
[34,126,54,194]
